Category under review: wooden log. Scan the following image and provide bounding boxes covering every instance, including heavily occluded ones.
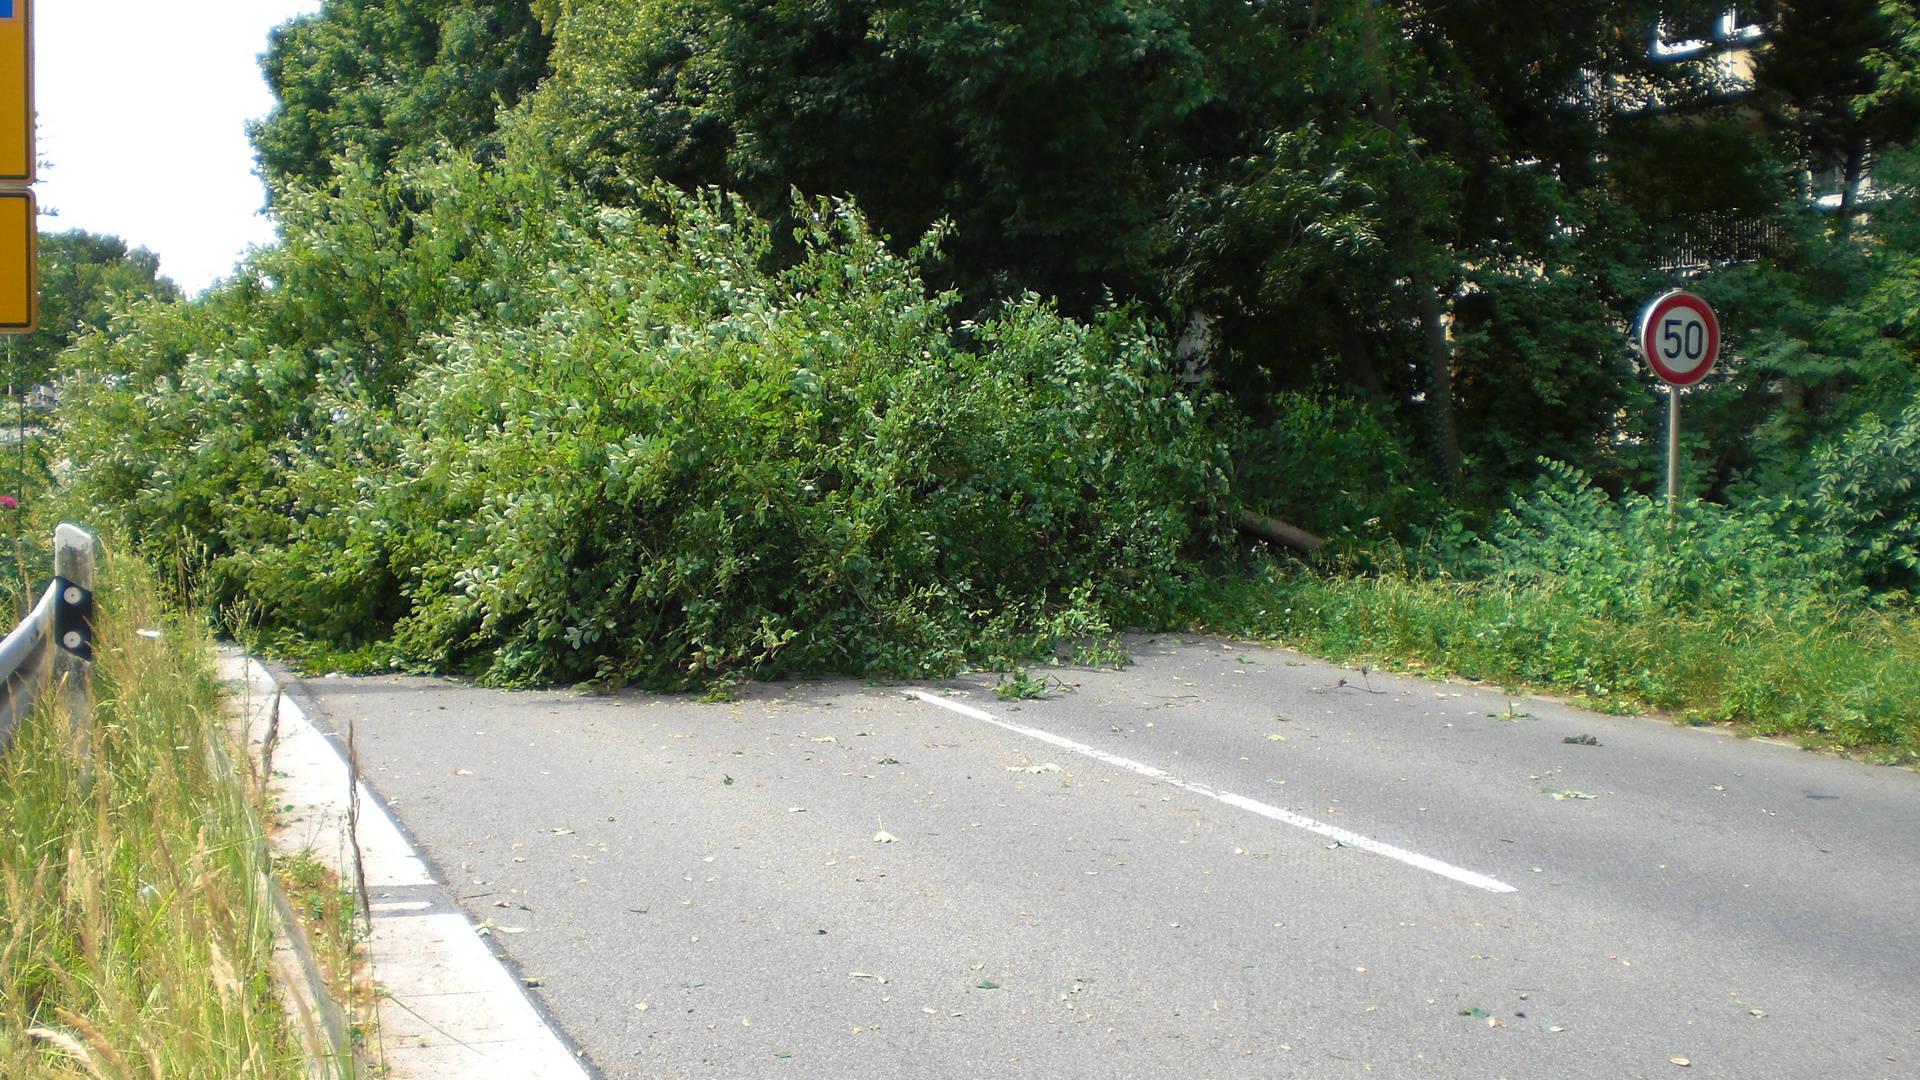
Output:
[1235,510,1324,555]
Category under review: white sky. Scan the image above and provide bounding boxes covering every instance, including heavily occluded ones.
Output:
[35,0,323,294]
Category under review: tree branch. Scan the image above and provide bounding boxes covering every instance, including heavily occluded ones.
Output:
[1235,511,1325,554]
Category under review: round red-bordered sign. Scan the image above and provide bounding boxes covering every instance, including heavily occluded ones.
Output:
[1636,290,1720,386]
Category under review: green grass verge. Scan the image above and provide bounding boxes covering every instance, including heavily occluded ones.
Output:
[1196,559,1920,763]
[0,547,304,1077]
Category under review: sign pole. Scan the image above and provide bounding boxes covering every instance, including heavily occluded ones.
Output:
[8,335,16,511]
[1666,385,1680,516]
[1636,289,1720,518]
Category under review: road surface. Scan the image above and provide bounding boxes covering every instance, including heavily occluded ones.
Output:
[281,635,1920,1079]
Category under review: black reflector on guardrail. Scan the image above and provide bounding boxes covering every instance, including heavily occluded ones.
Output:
[54,576,91,661]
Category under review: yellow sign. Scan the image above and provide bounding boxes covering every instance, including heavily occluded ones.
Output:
[0,0,28,184]
[0,0,31,335]
[0,190,34,331]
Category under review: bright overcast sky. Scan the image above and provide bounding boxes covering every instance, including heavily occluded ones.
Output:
[36,0,323,294]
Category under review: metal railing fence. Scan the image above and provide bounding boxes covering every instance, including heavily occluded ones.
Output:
[0,522,95,749]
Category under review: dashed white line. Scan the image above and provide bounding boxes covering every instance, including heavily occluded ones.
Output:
[906,689,1517,894]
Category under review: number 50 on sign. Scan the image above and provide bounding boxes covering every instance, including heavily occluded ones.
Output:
[1635,288,1722,514]
[1636,289,1719,386]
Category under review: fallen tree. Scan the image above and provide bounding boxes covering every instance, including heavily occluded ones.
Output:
[1235,511,1323,555]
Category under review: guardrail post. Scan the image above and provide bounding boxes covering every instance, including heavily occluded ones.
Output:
[52,522,94,776]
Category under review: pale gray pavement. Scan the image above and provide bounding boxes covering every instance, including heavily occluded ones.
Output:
[225,655,591,1079]
[279,635,1920,1079]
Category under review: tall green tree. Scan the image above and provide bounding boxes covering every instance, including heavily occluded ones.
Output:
[1168,0,1716,491]
[1754,0,1920,215]
[523,1,1778,496]
[238,0,1920,511]
[13,230,177,391]
[526,0,1250,316]
[252,0,552,188]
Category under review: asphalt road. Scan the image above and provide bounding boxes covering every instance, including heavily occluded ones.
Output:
[283,635,1920,1080]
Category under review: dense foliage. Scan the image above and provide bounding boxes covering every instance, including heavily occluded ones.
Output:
[60,165,1227,685]
[40,2,1920,742]
[526,0,1722,492]
[13,231,176,390]
[253,0,550,188]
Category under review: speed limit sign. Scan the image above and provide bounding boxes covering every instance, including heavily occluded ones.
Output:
[1636,290,1719,386]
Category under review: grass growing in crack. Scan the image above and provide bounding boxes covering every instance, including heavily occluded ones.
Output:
[273,848,377,1052]
[0,545,305,1076]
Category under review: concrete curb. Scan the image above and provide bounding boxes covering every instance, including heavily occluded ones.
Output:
[222,654,594,1080]
[264,867,361,1079]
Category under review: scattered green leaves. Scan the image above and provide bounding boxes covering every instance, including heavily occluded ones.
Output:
[996,669,1051,700]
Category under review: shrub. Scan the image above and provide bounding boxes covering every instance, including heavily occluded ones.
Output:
[1196,464,1920,755]
[1487,461,1855,619]
[1228,392,1445,547]
[1806,397,1920,593]
[64,173,1232,686]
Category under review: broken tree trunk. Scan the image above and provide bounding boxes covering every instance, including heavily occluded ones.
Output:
[1235,511,1324,555]
[1415,276,1463,487]
[1332,297,1387,399]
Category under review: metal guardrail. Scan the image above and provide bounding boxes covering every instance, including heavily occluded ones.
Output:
[0,523,96,750]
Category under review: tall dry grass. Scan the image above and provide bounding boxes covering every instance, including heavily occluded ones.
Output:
[0,544,304,1077]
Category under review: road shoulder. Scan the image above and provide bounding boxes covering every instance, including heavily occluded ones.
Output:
[222,652,595,1080]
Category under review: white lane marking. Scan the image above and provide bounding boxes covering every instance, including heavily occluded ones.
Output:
[906,690,1516,894]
